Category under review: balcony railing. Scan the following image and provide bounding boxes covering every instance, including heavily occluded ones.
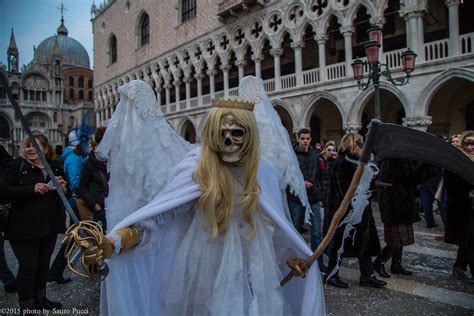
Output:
[281,73,296,90]
[303,68,320,85]
[461,33,473,55]
[327,62,346,81]
[424,39,449,62]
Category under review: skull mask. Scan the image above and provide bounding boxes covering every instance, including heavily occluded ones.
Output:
[219,114,246,163]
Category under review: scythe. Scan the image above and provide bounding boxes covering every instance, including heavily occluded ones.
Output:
[281,120,474,286]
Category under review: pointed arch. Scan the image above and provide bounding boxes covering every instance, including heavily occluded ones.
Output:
[136,10,150,48]
[417,68,474,117]
[349,82,411,122]
[107,33,117,64]
[300,91,347,127]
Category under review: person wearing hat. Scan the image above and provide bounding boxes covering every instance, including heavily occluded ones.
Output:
[48,130,86,284]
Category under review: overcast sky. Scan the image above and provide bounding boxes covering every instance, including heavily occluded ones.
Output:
[0,0,94,69]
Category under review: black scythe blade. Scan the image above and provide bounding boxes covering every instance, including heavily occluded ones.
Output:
[373,122,474,184]
[0,69,80,225]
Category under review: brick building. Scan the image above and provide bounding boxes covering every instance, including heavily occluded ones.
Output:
[92,0,474,144]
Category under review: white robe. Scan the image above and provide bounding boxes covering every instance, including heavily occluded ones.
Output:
[100,150,325,315]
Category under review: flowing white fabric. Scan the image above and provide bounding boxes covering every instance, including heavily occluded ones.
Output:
[96,80,196,229]
[239,76,312,223]
[101,150,325,315]
[327,156,379,280]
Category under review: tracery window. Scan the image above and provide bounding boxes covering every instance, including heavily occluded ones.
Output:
[69,77,74,86]
[79,90,84,100]
[140,13,150,46]
[79,76,84,88]
[182,0,196,23]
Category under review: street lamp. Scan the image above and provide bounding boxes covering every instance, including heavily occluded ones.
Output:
[351,26,417,120]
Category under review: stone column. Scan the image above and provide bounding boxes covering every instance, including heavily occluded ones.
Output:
[236,59,246,82]
[446,0,460,56]
[184,76,192,109]
[221,65,230,96]
[195,73,204,106]
[402,116,432,131]
[165,84,171,112]
[174,80,181,109]
[316,35,328,82]
[291,41,305,86]
[341,26,354,78]
[207,69,217,98]
[401,10,424,60]
[156,87,162,107]
[252,54,263,79]
[270,48,283,90]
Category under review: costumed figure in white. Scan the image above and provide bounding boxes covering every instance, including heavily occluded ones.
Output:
[63,78,325,315]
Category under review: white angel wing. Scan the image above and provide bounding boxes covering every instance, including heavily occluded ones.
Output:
[239,76,312,222]
[96,80,197,230]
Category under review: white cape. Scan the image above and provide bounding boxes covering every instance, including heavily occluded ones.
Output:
[101,149,325,315]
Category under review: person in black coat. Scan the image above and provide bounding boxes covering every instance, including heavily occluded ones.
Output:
[0,132,70,311]
[373,158,422,278]
[324,133,386,289]
[287,129,324,270]
[78,127,109,231]
[444,130,474,284]
[0,145,17,294]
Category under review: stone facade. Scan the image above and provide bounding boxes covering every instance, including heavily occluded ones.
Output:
[92,0,474,144]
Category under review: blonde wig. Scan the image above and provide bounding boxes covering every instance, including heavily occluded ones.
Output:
[339,132,363,155]
[196,107,261,239]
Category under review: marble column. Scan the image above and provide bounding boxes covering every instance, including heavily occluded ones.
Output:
[195,73,204,106]
[316,35,328,82]
[221,65,230,96]
[207,69,217,98]
[341,26,354,78]
[270,48,283,90]
[252,54,263,79]
[402,116,432,131]
[184,76,192,109]
[446,0,460,56]
[236,60,246,82]
[291,41,305,86]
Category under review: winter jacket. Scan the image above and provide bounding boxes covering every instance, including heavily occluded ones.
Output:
[288,144,321,203]
[61,146,85,196]
[0,158,71,241]
[376,159,422,225]
[319,155,336,205]
[444,170,474,261]
[324,152,381,258]
[78,150,109,211]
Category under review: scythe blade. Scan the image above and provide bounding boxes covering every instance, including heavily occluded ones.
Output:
[373,123,474,184]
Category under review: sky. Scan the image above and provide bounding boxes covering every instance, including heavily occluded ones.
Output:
[0,0,94,69]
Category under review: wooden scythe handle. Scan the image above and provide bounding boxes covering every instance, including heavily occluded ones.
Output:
[280,163,365,287]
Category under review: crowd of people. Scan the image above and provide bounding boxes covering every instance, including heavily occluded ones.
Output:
[288,129,474,288]
[0,127,107,311]
[0,123,473,312]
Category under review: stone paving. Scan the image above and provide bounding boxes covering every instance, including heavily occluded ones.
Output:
[1,204,473,315]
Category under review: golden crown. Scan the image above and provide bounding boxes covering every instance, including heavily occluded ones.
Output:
[211,96,255,111]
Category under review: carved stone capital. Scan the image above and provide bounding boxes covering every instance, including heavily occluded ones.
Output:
[207,69,218,77]
[291,41,305,49]
[402,116,432,131]
[194,73,206,80]
[235,59,247,67]
[270,48,284,57]
[369,16,385,28]
[343,123,362,133]
[315,34,328,45]
[445,0,459,7]
[340,25,354,36]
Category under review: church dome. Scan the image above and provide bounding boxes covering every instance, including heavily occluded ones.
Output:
[35,20,90,69]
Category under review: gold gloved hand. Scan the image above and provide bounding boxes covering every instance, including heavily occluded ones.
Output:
[62,221,140,280]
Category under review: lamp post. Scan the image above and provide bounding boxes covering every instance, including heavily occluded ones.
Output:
[351,25,417,120]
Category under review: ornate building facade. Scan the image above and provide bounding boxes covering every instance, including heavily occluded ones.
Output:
[91,0,474,144]
[0,16,95,155]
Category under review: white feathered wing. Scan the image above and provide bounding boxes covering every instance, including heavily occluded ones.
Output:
[239,76,312,222]
[96,80,197,230]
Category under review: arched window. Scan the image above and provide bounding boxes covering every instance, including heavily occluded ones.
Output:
[79,76,84,88]
[69,77,74,86]
[109,35,117,64]
[140,13,150,46]
[182,0,196,23]
[88,79,93,89]
[69,88,74,99]
[88,90,93,100]
[79,90,84,100]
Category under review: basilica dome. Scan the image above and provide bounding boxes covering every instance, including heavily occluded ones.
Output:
[35,20,90,69]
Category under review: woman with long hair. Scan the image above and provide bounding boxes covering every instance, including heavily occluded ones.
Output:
[324,133,386,289]
[0,131,70,311]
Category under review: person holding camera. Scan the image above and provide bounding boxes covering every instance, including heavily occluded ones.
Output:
[0,132,70,311]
